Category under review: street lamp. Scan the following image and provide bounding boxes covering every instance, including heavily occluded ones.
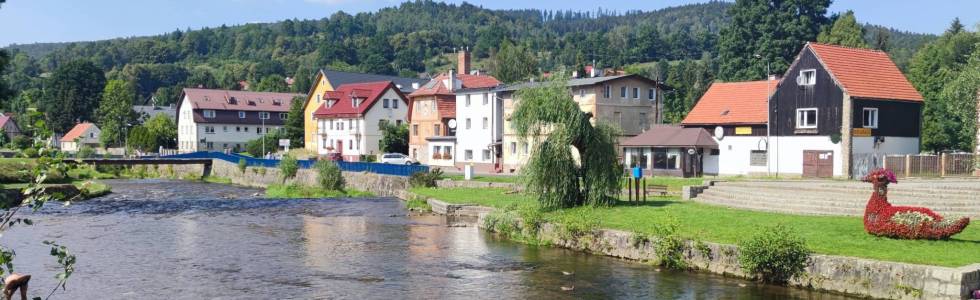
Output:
[754,54,773,176]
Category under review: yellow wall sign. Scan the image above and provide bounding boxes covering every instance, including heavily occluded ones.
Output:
[852,128,872,137]
[735,126,753,135]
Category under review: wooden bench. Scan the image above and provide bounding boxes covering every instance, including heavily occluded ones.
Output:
[645,184,669,197]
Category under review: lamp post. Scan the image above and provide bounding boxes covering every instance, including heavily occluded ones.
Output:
[754,54,772,176]
[261,113,266,157]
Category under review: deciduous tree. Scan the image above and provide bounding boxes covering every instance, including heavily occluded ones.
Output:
[817,11,869,48]
[97,80,138,146]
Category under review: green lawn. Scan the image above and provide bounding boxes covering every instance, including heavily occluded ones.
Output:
[409,187,980,267]
[265,183,374,199]
[441,175,703,193]
[444,174,520,183]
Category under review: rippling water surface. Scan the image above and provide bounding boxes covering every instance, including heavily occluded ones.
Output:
[4,179,854,299]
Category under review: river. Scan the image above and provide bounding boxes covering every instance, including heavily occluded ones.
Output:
[3,179,854,299]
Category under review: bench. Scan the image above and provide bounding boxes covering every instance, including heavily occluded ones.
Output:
[645,184,669,196]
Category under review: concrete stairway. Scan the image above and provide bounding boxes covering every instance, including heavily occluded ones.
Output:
[691,180,980,218]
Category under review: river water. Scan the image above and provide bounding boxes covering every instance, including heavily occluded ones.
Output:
[4,179,853,299]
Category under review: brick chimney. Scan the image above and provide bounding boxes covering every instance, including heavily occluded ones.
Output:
[458,49,471,75]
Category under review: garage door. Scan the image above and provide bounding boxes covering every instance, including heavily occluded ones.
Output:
[803,150,834,178]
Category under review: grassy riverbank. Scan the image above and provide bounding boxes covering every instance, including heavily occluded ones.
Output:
[410,187,980,267]
[265,184,374,199]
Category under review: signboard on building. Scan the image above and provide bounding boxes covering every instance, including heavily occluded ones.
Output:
[852,128,872,137]
[735,126,753,135]
[278,139,290,147]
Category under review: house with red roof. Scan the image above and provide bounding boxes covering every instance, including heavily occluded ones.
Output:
[312,81,408,161]
[176,88,302,153]
[679,42,923,178]
[60,122,101,153]
[407,50,501,166]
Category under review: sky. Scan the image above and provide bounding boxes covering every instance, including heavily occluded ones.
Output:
[1,0,978,46]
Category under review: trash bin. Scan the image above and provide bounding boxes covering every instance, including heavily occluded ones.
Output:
[464,164,474,181]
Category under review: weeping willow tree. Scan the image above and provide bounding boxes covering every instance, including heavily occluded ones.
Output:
[512,76,622,208]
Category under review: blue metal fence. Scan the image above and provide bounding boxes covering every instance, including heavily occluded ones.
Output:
[160,151,429,177]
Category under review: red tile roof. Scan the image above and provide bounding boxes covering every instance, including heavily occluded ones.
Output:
[181,88,302,112]
[313,81,404,118]
[682,79,777,125]
[0,115,13,129]
[807,43,923,102]
[408,73,501,97]
[61,122,96,142]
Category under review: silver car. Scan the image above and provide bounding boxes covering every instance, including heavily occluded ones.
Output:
[380,153,414,164]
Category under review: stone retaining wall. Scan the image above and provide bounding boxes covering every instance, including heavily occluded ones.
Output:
[401,190,980,300]
[435,179,520,190]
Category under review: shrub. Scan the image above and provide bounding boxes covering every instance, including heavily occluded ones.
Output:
[315,159,344,191]
[361,155,377,162]
[409,168,443,188]
[651,213,686,269]
[279,154,298,181]
[10,136,30,150]
[21,148,38,158]
[77,146,95,159]
[405,198,431,212]
[238,158,247,174]
[738,225,810,283]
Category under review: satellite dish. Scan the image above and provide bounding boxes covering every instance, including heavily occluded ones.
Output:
[447,119,457,129]
[758,137,768,151]
[687,148,697,155]
[714,126,725,140]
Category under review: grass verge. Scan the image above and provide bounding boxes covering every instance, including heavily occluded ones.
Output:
[410,187,980,267]
[265,183,373,199]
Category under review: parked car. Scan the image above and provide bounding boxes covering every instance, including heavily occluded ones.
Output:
[380,153,414,164]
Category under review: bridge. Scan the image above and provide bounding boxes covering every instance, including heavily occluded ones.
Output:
[69,158,214,177]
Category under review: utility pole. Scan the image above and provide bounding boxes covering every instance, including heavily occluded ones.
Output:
[261,113,266,157]
[755,54,772,177]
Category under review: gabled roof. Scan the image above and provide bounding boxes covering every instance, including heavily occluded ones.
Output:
[180,88,301,112]
[321,69,427,93]
[682,79,778,125]
[61,123,97,142]
[0,115,15,129]
[805,43,923,102]
[313,81,404,118]
[621,125,718,148]
[493,74,667,92]
[408,73,501,97]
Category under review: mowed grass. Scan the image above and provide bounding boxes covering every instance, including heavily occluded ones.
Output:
[444,174,520,183]
[409,187,980,267]
[265,183,374,199]
[442,174,703,193]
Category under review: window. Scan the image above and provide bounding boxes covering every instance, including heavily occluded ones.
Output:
[521,142,529,154]
[413,124,419,136]
[223,126,228,132]
[482,149,491,161]
[279,113,287,120]
[349,140,353,150]
[862,107,878,129]
[796,108,818,129]
[632,87,639,99]
[465,118,472,129]
[648,88,656,100]
[482,117,488,129]
[329,121,334,130]
[603,85,611,98]
[236,126,241,132]
[204,126,215,134]
[392,99,398,109]
[483,93,489,105]
[339,121,344,130]
[238,111,246,119]
[799,69,816,86]
[316,94,321,103]
[465,95,471,107]
[434,124,441,136]
[396,120,402,126]
[259,112,270,120]
[510,142,517,154]
[203,110,215,118]
[750,150,768,167]
[383,99,390,108]
[620,86,627,98]
[465,150,473,160]
[348,119,353,130]
[244,127,249,132]
[652,149,678,170]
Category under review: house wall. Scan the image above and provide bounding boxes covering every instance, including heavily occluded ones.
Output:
[715,136,771,176]
[408,94,452,164]
[304,73,334,151]
[2,121,21,140]
[178,96,199,153]
[850,99,922,137]
[427,140,456,167]
[61,141,78,153]
[590,76,661,136]
[315,88,407,160]
[455,90,501,168]
[177,95,284,153]
[770,47,845,137]
[767,135,844,177]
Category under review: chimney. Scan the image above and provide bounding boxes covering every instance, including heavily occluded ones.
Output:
[458,49,470,75]
[447,70,456,92]
[769,74,781,81]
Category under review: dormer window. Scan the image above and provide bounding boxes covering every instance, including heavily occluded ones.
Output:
[327,100,335,108]
[238,111,246,119]
[203,110,216,118]
[799,69,816,86]
[272,99,282,105]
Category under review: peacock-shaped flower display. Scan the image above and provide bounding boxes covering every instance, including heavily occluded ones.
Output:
[862,168,970,240]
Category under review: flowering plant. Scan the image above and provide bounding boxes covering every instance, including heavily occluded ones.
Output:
[862,168,897,184]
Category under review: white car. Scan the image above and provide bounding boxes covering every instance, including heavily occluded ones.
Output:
[380,153,414,164]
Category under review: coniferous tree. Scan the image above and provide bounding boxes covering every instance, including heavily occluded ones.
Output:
[40,60,106,133]
[817,11,869,48]
[283,96,306,148]
[97,80,138,146]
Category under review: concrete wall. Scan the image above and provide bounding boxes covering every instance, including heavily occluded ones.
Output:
[768,135,844,177]
[207,160,409,197]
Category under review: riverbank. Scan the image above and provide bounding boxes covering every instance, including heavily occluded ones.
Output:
[401,188,980,300]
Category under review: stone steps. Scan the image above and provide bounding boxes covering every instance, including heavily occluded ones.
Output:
[691,181,980,218]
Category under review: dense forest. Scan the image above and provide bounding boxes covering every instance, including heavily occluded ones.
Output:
[2,0,974,151]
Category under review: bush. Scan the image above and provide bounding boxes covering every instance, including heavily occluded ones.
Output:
[409,168,443,188]
[315,159,344,191]
[21,148,38,158]
[238,158,247,174]
[10,136,30,150]
[738,225,810,283]
[279,154,298,181]
[77,146,95,159]
[361,154,377,162]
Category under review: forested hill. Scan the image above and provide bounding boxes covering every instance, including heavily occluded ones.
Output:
[1,0,936,107]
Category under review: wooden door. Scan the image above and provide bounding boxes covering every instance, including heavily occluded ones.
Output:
[802,150,834,178]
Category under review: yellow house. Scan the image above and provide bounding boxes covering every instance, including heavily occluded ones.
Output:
[302,69,427,151]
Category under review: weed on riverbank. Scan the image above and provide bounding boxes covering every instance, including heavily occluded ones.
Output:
[265,184,373,199]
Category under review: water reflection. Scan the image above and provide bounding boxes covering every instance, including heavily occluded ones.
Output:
[1,179,855,299]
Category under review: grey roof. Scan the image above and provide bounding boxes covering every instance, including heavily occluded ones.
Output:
[321,69,428,93]
[133,105,177,120]
[621,125,718,148]
[493,74,641,92]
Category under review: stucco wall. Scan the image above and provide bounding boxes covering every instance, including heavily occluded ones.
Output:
[768,135,844,177]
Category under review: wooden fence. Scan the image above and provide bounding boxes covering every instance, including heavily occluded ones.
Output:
[883,153,975,178]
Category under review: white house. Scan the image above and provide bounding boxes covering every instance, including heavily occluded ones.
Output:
[453,87,503,172]
[176,88,302,153]
[313,81,409,161]
[60,123,101,153]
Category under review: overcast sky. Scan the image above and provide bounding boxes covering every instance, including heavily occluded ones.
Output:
[2,0,978,46]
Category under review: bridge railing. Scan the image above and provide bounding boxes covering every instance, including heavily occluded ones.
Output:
[161,152,429,177]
